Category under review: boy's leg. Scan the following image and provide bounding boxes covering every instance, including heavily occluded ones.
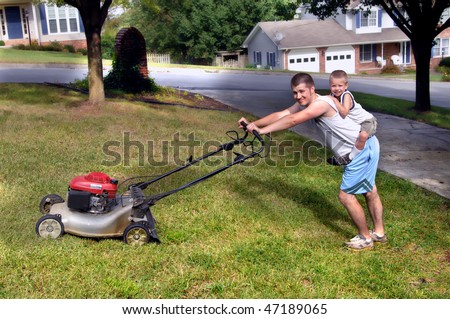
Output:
[355,130,369,150]
[349,130,368,159]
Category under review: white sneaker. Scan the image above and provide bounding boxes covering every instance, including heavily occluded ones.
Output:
[344,234,373,250]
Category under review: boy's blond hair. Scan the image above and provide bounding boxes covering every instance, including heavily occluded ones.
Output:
[330,70,348,83]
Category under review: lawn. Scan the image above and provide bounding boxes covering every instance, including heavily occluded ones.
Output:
[0,84,448,299]
[0,48,112,66]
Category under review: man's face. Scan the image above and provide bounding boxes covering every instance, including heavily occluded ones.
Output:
[292,83,314,106]
[329,77,348,98]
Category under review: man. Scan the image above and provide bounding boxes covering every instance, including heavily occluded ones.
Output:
[240,72,386,250]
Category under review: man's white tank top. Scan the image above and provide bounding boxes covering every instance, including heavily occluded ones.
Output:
[313,95,360,157]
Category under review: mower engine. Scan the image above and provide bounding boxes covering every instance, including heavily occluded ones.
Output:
[67,172,118,214]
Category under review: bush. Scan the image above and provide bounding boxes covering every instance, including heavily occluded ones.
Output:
[63,44,76,53]
[437,66,450,82]
[438,57,450,68]
[76,48,87,56]
[0,40,5,46]
[381,64,401,74]
[104,60,159,94]
[101,34,116,60]
[43,41,64,52]
[13,44,27,50]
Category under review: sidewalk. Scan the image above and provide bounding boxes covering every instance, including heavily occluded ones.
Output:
[288,112,450,199]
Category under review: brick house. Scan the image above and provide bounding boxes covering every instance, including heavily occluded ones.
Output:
[0,0,86,49]
[242,2,449,74]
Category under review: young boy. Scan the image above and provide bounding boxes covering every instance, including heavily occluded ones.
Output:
[327,70,378,166]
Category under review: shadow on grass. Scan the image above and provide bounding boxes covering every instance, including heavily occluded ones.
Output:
[233,174,354,239]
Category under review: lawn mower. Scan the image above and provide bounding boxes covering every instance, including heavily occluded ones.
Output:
[35,123,264,245]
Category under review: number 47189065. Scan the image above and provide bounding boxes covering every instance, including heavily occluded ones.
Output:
[263,303,327,315]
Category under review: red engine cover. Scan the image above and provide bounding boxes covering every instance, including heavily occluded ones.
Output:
[69,172,118,198]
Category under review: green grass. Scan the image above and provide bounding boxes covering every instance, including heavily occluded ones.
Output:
[0,48,111,66]
[0,83,448,299]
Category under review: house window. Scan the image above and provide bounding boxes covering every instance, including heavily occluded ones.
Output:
[304,58,309,62]
[360,11,377,27]
[268,52,276,67]
[360,44,373,62]
[0,9,6,36]
[289,59,295,63]
[21,8,28,36]
[297,58,301,63]
[346,54,351,59]
[254,51,262,66]
[46,4,79,34]
[432,38,449,57]
[311,57,316,62]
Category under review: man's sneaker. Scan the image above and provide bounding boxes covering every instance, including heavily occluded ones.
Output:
[327,153,351,166]
[344,234,373,250]
[369,230,387,243]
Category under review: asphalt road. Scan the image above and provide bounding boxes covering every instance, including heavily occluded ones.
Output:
[0,64,449,109]
[1,64,449,198]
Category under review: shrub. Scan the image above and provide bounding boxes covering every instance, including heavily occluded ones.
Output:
[437,66,450,82]
[381,65,401,74]
[63,44,76,53]
[104,60,159,94]
[101,34,116,60]
[43,41,63,52]
[70,77,89,91]
[0,40,5,46]
[76,48,87,56]
[13,44,27,50]
[438,57,450,68]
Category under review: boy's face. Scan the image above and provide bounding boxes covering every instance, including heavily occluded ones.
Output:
[329,77,348,98]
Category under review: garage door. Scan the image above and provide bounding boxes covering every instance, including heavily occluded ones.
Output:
[288,49,319,72]
[325,46,355,74]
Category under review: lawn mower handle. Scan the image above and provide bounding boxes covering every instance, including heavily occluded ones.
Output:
[240,121,263,143]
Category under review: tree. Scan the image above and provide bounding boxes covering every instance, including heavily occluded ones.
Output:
[63,0,112,105]
[125,0,298,63]
[44,0,113,104]
[301,0,450,112]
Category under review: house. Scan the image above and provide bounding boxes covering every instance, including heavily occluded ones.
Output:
[0,0,86,49]
[242,2,450,74]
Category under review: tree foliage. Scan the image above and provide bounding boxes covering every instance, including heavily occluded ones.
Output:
[124,0,298,63]
[300,0,450,112]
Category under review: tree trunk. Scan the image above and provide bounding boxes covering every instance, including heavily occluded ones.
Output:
[85,27,105,105]
[411,38,432,112]
[65,0,111,106]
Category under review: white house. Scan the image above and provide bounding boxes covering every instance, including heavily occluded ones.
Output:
[242,2,450,74]
[0,0,86,49]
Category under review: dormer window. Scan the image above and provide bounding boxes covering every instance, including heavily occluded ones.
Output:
[355,9,382,32]
[360,11,377,27]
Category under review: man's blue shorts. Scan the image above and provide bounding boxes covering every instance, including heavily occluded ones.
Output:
[340,136,380,194]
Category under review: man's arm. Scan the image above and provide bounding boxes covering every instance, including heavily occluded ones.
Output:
[256,100,329,135]
[239,102,302,128]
